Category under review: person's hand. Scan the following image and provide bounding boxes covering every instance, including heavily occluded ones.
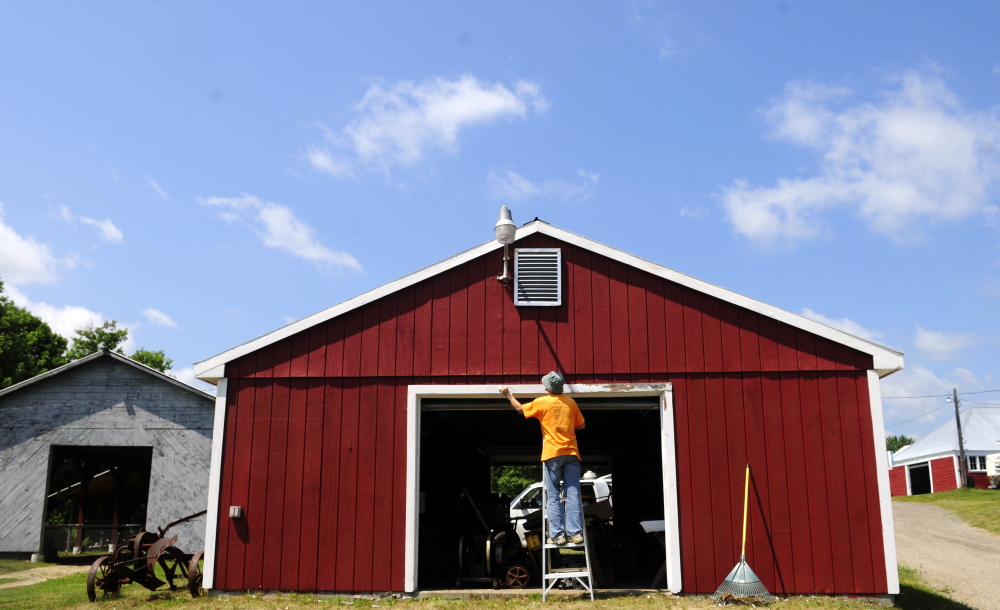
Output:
[500,386,511,397]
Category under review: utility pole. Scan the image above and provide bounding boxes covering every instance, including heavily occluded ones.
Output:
[954,388,968,489]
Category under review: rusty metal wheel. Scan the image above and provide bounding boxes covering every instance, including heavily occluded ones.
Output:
[187,551,204,597]
[86,556,120,602]
[505,564,529,589]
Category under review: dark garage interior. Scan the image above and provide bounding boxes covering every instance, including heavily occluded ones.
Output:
[418,396,668,590]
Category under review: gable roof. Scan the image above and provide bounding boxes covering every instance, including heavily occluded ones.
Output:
[893,407,1000,463]
[0,349,215,402]
[194,219,904,384]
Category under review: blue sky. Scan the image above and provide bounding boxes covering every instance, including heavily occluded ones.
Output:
[1,2,998,439]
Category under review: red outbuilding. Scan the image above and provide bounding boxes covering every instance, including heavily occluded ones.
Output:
[194,218,904,599]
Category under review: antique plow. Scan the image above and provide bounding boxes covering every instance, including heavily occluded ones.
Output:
[86,510,207,602]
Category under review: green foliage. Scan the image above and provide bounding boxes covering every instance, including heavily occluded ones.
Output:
[130,348,173,373]
[65,319,129,359]
[886,434,915,453]
[0,280,68,389]
[491,465,540,497]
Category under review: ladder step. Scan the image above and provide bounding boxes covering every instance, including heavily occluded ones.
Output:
[544,570,591,578]
[543,542,585,549]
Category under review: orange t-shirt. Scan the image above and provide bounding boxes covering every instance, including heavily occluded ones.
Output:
[522,394,585,461]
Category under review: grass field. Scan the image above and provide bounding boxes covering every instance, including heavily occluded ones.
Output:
[0,564,968,610]
[0,559,53,576]
[894,488,1000,534]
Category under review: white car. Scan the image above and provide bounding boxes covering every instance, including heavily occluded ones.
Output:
[509,471,612,546]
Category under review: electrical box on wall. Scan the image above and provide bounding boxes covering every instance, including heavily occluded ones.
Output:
[229,506,243,519]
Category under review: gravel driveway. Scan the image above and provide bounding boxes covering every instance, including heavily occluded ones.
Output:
[894,501,1000,610]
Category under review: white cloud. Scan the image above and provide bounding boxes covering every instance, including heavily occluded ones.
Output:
[5,284,104,339]
[142,307,178,328]
[322,75,547,173]
[200,194,361,272]
[168,366,216,393]
[149,179,171,202]
[800,308,884,341]
[655,33,675,60]
[79,216,125,244]
[306,147,353,177]
[722,71,1000,245]
[914,325,975,360]
[488,168,599,202]
[679,206,710,219]
[0,204,64,285]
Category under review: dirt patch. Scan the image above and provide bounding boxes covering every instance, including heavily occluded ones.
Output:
[894,501,1000,610]
[0,564,90,589]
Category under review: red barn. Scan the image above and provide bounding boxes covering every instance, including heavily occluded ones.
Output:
[194,219,903,599]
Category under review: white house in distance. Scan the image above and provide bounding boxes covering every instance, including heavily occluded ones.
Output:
[888,407,1000,496]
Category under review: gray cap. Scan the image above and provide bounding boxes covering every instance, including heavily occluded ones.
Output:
[542,371,565,394]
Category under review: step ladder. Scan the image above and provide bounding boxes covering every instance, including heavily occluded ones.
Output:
[540,472,594,602]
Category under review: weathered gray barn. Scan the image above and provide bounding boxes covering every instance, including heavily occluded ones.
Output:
[0,350,214,559]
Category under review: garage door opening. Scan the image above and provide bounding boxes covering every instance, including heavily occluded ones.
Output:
[908,463,931,495]
[43,445,153,558]
[414,393,672,591]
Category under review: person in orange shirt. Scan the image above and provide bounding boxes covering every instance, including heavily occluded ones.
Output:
[501,371,585,545]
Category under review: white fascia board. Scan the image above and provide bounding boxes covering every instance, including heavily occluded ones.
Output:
[194,220,903,380]
[203,379,228,591]
[534,223,904,376]
[866,371,899,594]
[892,451,959,467]
[193,230,520,381]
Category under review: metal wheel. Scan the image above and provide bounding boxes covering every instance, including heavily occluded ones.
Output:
[187,551,204,597]
[505,564,530,589]
[86,556,119,602]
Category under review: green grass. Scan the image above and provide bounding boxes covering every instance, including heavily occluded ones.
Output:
[0,559,54,576]
[895,488,1000,534]
[0,565,966,610]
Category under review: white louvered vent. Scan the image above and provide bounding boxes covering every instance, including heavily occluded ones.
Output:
[514,248,561,306]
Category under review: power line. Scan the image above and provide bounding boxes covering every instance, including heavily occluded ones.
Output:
[884,402,950,428]
[883,389,1000,399]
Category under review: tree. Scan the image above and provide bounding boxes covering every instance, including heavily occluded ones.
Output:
[65,320,129,359]
[130,348,173,373]
[0,280,68,388]
[886,434,914,453]
[491,465,541,497]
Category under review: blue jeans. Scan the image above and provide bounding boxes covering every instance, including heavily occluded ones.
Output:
[543,455,582,537]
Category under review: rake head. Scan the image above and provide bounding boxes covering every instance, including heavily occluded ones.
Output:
[712,556,773,606]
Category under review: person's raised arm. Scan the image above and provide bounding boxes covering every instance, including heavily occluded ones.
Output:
[500,386,524,415]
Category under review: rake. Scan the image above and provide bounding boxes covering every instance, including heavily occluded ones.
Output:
[712,465,773,606]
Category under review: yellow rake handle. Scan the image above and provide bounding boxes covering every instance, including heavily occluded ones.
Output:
[741,464,750,557]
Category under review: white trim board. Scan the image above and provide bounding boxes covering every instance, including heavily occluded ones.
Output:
[866,370,899,595]
[203,378,228,591]
[404,383,681,594]
[194,220,904,384]
[0,349,215,401]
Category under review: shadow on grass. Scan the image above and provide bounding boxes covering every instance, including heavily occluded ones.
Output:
[895,584,975,610]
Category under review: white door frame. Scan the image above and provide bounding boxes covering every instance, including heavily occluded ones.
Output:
[404,383,681,593]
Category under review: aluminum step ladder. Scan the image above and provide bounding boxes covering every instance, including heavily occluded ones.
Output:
[540,472,594,602]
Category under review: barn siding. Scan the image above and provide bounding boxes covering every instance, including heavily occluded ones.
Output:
[930,456,958,492]
[888,467,907,496]
[0,358,213,554]
[215,236,888,594]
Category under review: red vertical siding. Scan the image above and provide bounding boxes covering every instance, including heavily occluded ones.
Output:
[215,236,890,595]
[888,467,907,496]
[931,456,959,492]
